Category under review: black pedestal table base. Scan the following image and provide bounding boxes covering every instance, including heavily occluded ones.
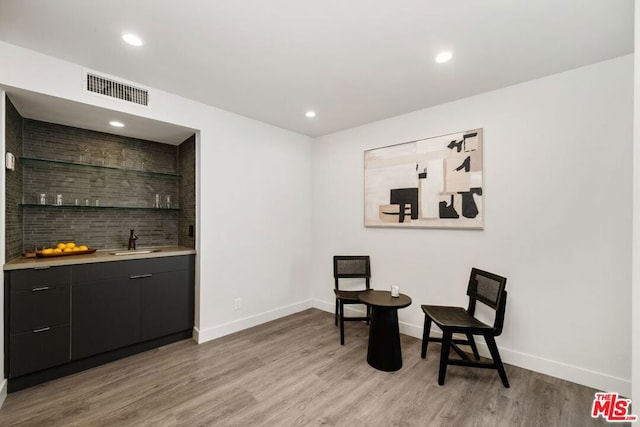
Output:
[359,290,412,372]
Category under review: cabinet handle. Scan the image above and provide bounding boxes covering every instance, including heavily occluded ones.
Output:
[31,286,50,292]
[33,327,51,333]
[33,266,51,270]
[130,274,153,279]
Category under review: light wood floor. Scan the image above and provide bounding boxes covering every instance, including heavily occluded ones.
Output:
[0,309,615,426]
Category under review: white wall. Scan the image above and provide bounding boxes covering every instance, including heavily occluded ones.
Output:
[0,42,314,359]
[632,0,639,402]
[311,55,634,395]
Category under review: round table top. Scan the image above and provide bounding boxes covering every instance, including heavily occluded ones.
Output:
[359,290,412,309]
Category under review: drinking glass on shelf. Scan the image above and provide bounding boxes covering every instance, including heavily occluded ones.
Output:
[102,149,110,166]
[118,149,126,169]
[165,195,171,209]
[140,155,149,172]
[78,145,90,164]
[39,193,47,205]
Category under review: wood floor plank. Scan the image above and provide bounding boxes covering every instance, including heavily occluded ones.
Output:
[0,309,617,426]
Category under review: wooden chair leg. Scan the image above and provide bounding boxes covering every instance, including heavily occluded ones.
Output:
[421,316,432,358]
[339,301,345,345]
[485,335,510,388]
[334,299,338,326]
[466,333,480,360]
[438,330,452,385]
[366,305,371,325]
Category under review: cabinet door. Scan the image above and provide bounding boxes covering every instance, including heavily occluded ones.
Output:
[71,277,141,360]
[140,270,194,341]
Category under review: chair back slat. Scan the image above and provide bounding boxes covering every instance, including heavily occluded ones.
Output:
[467,268,507,332]
[467,268,506,310]
[333,255,371,291]
[334,256,370,278]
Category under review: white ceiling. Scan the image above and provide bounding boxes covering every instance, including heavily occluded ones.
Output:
[0,0,634,139]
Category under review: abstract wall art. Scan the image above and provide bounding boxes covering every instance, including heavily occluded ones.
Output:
[364,129,483,229]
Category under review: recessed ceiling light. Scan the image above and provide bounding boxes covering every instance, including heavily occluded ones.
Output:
[435,51,453,64]
[122,33,143,47]
[305,111,317,118]
[109,121,125,128]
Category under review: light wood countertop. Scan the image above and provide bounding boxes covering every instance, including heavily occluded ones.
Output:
[3,246,196,271]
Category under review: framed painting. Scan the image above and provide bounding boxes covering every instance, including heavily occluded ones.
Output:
[364,129,483,229]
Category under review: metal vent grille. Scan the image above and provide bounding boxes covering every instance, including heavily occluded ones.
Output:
[86,73,149,106]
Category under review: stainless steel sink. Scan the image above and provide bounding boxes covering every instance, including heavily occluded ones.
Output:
[109,249,162,256]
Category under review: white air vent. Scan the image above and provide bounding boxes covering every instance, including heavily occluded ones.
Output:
[86,72,149,106]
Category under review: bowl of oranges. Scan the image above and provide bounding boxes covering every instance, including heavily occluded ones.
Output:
[36,242,96,258]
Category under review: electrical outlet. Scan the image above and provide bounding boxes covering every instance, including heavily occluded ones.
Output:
[234,297,241,310]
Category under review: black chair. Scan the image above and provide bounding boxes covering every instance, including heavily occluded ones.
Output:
[421,268,510,387]
[333,255,372,345]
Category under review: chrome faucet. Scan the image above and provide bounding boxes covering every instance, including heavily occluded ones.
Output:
[128,229,138,250]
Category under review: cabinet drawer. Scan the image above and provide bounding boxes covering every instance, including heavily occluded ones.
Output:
[10,266,71,291]
[9,324,70,378]
[72,255,191,283]
[10,285,70,334]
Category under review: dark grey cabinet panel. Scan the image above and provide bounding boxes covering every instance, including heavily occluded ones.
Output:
[10,285,70,334]
[71,255,194,358]
[9,324,70,377]
[6,266,71,378]
[10,266,71,291]
[71,277,141,360]
[141,269,194,341]
[73,256,191,283]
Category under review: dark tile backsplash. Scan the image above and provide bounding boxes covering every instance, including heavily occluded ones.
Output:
[5,96,23,259]
[178,135,195,249]
[4,101,196,260]
[22,207,179,250]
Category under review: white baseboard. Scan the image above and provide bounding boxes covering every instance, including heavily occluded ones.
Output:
[312,298,631,397]
[497,347,631,397]
[0,378,7,408]
[196,299,313,343]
